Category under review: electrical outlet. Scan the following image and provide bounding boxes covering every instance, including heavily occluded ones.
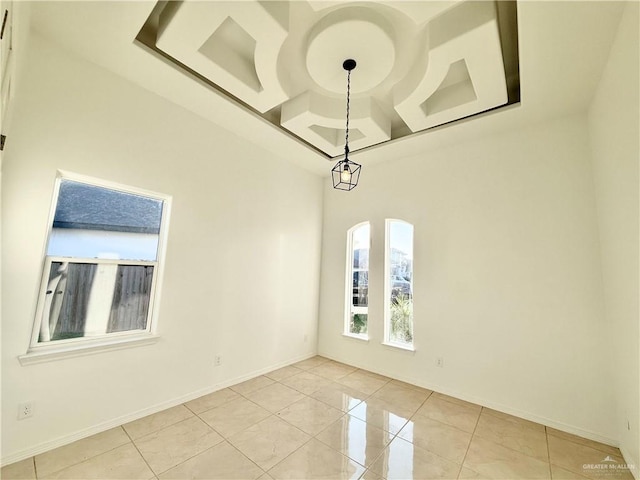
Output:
[214,355,222,367]
[18,402,33,420]
[436,357,444,368]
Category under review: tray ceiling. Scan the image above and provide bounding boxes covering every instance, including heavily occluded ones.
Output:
[138,1,519,158]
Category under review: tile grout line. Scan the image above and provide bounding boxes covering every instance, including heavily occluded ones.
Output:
[546,426,554,480]
[34,427,131,479]
[270,368,384,476]
[355,388,432,476]
[456,405,484,479]
[222,433,270,477]
[181,402,199,415]
[471,409,555,466]
[264,367,336,476]
[546,429,621,457]
[135,408,203,440]
[382,389,477,478]
[154,443,221,478]
[122,423,156,478]
[262,425,315,476]
[22,357,613,480]
[259,380,324,476]
[204,385,316,475]
[143,414,235,477]
[125,404,196,441]
[187,388,246,417]
[361,393,416,474]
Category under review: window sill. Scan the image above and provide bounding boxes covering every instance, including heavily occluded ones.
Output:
[382,341,416,353]
[342,333,369,342]
[18,334,160,365]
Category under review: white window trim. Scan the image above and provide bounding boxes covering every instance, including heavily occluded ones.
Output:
[344,222,370,337]
[381,341,416,352]
[342,333,370,342]
[383,218,414,349]
[18,334,161,366]
[383,219,392,344]
[23,170,172,364]
[28,256,158,347]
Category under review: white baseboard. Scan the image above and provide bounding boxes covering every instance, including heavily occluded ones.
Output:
[319,352,621,448]
[0,351,316,467]
[620,446,639,480]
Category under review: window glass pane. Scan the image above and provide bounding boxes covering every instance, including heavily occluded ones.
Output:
[352,271,368,307]
[349,313,368,336]
[31,174,169,351]
[387,221,413,346]
[47,179,163,261]
[39,261,154,342]
[108,264,155,332]
[347,223,369,336]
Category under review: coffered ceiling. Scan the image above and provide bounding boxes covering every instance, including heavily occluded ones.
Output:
[26,1,626,175]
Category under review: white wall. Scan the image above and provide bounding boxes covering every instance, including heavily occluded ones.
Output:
[588,1,639,471]
[0,33,323,463]
[319,113,616,443]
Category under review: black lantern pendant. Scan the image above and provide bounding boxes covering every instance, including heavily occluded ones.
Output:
[332,59,361,191]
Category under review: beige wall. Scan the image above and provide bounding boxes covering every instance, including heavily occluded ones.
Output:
[588,1,640,470]
[0,34,323,463]
[319,113,616,443]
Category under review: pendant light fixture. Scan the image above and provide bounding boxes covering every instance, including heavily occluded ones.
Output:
[331,59,361,191]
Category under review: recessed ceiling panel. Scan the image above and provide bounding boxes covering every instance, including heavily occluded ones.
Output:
[140,0,519,158]
[156,1,289,113]
[393,1,508,132]
[281,92,391,156]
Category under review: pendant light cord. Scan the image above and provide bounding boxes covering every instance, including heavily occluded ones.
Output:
[344,68,351,157]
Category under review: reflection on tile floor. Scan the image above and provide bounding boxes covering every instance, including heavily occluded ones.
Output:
[2,357,634,480]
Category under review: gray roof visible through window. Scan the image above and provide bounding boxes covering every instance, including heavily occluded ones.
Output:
[53,180,162,234]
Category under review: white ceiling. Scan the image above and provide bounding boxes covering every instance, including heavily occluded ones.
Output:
[27,1,626,176]
[149,1,512,157]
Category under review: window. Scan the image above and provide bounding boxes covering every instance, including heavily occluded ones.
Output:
[345,222,370,338]
[24,172,171,362]
[384,219,414,349]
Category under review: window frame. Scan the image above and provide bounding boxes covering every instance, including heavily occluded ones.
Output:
[383,218,415,351]
[343,221,370,341]
[20,170,171,365]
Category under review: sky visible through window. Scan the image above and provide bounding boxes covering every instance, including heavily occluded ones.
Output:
[352,222,412,258]
[352,223,370,251]
[390,221,413,259]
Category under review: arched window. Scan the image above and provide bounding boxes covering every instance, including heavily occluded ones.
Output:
[345,222,370,338]
[384,219,414,348]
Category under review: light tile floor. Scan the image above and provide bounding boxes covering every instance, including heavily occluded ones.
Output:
[2,356,634,480]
